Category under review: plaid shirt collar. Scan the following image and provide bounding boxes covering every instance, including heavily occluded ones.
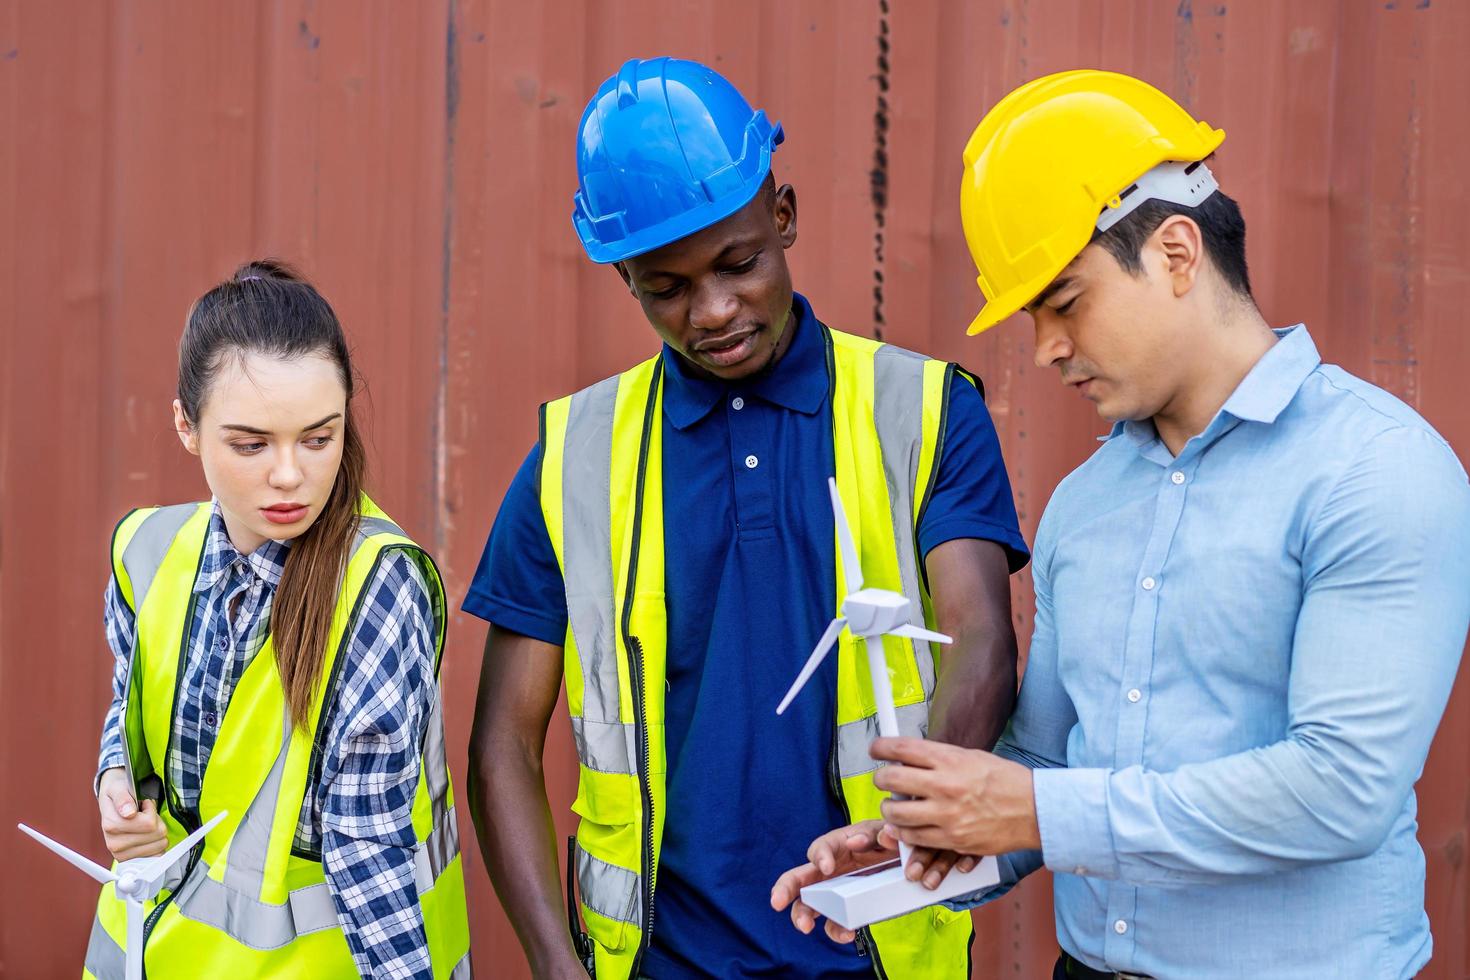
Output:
[192,501,291,595]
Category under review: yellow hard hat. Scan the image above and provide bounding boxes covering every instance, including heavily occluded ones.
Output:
[960,70,1226,335]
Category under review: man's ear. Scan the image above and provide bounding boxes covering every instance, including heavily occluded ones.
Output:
[1154,214,1204,298]
[173,399,200,456]
[614,261,636,297]
[773,183,798,249]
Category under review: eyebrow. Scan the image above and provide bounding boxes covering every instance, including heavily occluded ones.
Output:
[1025,275,1078,314]
[219,412,342,436]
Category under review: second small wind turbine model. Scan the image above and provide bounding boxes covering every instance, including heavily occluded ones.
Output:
[776,478,998,929]
[18,811,227,980]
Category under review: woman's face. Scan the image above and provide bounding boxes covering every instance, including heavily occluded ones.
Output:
[175,350,347,554]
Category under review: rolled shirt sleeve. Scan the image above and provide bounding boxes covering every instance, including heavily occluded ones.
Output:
[96,575,135,792]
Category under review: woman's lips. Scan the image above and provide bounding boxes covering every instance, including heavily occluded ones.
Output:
[262,504,309,525]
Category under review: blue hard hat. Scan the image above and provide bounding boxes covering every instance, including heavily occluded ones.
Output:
[572,57,784,264]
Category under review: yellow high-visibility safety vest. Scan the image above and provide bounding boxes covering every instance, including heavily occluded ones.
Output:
[85,496,471,979]
[539,324,975,979]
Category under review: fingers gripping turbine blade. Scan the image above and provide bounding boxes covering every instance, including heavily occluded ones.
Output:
[17,824,116,885]
[777,617,846,715]
[827,478,863,593]
[889,623,953,645]
[139,810,228,885]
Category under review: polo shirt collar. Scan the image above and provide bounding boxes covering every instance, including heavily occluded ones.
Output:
[661,292,828,431]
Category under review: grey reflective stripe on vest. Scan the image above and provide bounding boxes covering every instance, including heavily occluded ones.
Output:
[559,375,637,775]
[872,345,939,702]
[354,515,405,556]
[120,503,200,612]
[576,842,643,929]
[448,950,474,978]
[836,701,931,779]
[570,715,641,774]
[222,704,294,898]
[421,691,458,877]
[84,912,127,979]
[172,816,458,950]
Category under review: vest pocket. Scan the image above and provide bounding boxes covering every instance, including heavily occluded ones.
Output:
[571,768,643,951]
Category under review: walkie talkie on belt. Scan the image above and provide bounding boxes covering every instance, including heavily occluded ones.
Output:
[567,836,596,977]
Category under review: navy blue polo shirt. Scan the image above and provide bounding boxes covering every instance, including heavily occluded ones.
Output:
[465,294,1028,979]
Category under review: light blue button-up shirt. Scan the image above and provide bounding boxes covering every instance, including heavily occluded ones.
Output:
[957,326,1470,978]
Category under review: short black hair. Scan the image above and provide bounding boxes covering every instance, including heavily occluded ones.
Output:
[1092,187,1253,298]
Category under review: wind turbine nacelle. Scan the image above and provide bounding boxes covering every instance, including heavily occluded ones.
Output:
[841,589,912,636]
[113,870,149,901]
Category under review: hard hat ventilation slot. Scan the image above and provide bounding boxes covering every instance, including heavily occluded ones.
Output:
[1093,160,1219,235]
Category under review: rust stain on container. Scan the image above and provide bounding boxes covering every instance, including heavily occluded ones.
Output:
[2,1,1467,977]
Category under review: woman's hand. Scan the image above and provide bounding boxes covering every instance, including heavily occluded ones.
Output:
[97,767,168,862]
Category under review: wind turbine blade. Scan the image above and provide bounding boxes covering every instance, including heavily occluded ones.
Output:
[777,618,846,715]
[125,896,145,980]
[828,478,863,593]
[17,824,116,885]
[889,623,953,645]
[140,810,227,885]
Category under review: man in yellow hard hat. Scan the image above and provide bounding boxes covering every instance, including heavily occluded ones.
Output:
[774,69,1470,979]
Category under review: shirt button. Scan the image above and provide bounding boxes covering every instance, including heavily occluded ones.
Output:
[217,636,228,650]
[1127,688,1142,703]
[744,454,759,469]
[1114,919,1129,935]
[204,711,217,728]
[1171,470,1185,485]
[1141,576,1156,591]
[1073,865,1087,876]
[732,396,745,411]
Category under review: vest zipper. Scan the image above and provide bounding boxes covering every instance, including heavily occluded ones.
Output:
[137,815,205,979]
[828,673,889,979]
[624,634,656,978]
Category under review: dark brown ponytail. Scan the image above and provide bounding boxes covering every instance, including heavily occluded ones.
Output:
[179,259,366,730]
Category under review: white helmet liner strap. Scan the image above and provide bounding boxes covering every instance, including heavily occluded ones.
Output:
[1095,160,1219,234]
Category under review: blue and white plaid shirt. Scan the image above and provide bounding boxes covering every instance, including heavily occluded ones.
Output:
[98,504,438,979]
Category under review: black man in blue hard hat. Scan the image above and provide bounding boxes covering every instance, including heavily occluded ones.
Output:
[465,57,1029,980]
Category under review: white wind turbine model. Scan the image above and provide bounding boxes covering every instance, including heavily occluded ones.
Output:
[776,478,998,929]
[18,811,226,980]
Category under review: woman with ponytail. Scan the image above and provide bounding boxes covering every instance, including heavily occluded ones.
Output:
[89,261,470,979]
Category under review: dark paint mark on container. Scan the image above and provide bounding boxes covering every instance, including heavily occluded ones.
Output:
[871,0,890,339]
[436,0,460,557]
